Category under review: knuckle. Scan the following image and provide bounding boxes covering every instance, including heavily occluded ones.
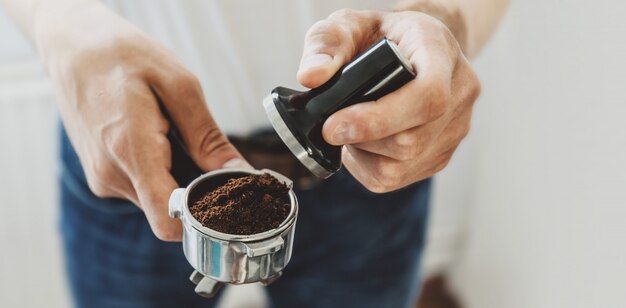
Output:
[392,133,421,160]
[468,74,482,102]
[442,26,459,50]
[151,221,179,241]
[360,173,391,194]
[347,122,367,143]
[87,180,109,198]
[433,151,454,174]
[372,163,401,192]
[170,69,201,93]
[398,148,417,161]
[307,19,343,39]
[434,157,452,174]
[198,125,230,158]
[305,20,350,54]
[457,123,471,140]
[364,181,388,194]
[396,146,418,161]
[328,8,358,21]
[349,105,385,141]
[426,86,449,119]
[108,133,131,164]
[87,160,120,197]
[457,62,481,105]
[85,171,113,198]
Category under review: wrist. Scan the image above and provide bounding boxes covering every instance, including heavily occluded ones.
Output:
[32,1,131,71]
[393,0,469,53]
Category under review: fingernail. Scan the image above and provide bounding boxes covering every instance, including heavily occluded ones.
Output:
[222,158,253,169]
[331,123,355,144]
[300,53,333,72]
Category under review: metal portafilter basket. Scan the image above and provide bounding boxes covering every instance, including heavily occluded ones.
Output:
[264,37,416,178]
[168,168,298,298]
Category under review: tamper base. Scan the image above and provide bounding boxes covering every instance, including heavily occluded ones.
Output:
[263,94,334,178]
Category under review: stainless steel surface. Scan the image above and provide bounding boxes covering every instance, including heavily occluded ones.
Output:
[190,271,224,298]
[259,271,282,286]
[169,168,298,297]
[263,95,333,178]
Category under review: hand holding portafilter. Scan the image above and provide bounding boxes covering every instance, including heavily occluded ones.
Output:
[264,37,416,178]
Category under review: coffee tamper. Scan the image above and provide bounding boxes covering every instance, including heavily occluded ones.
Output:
[264,37,416,178]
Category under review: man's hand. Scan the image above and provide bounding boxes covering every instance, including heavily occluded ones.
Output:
[298,9,480,193]
[38,3,246,241]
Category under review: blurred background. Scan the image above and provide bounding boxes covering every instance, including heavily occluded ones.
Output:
[1,0,625,307]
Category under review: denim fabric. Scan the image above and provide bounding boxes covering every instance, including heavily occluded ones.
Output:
[59,128,430,308]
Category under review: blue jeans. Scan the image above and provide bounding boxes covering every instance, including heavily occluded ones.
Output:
[59,128,431,308]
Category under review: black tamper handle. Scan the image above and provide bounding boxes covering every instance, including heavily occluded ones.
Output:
[293,38,415,129]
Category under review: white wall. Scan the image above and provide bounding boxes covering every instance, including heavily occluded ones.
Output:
[427,0,626,307]
[0,8,70,308]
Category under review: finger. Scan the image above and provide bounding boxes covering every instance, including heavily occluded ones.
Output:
[93,154,140,204]
[297,9,382,88]
[451,59,481,114]
[130,132,183,242]
[352,106,471,160]
[104,84,183,242]
[351,123,439,161]
[82,157,138,203]
[321,44,454,146]
[343,142,456,194]
[342,145,408,193]
[427,107,472,156]
[104,171,140,205]
[433,146,458,173]
[135,168,183,242]
[148,68,245,171]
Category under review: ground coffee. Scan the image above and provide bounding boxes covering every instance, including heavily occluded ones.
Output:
[189,173,291,235]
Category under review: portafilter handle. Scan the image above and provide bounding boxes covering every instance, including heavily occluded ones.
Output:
[264,37,416,179]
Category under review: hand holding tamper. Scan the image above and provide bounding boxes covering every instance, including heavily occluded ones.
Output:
[264,37,416,178]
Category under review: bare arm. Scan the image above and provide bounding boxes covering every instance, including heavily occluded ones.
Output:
[0,0,44,38]
[1,0,95,63]
[395,0,510,58]
[1,0,247,241]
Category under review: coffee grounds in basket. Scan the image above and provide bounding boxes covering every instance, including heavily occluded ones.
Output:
[189,173,290,235]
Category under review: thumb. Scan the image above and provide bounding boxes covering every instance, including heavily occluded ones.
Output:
[297,20,351,89]
[150,71,248,171]
[297,10,382,88]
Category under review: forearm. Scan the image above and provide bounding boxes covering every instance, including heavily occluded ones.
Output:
[394,0,509,58]
[1,0,93,42]
[0,0,131,69]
